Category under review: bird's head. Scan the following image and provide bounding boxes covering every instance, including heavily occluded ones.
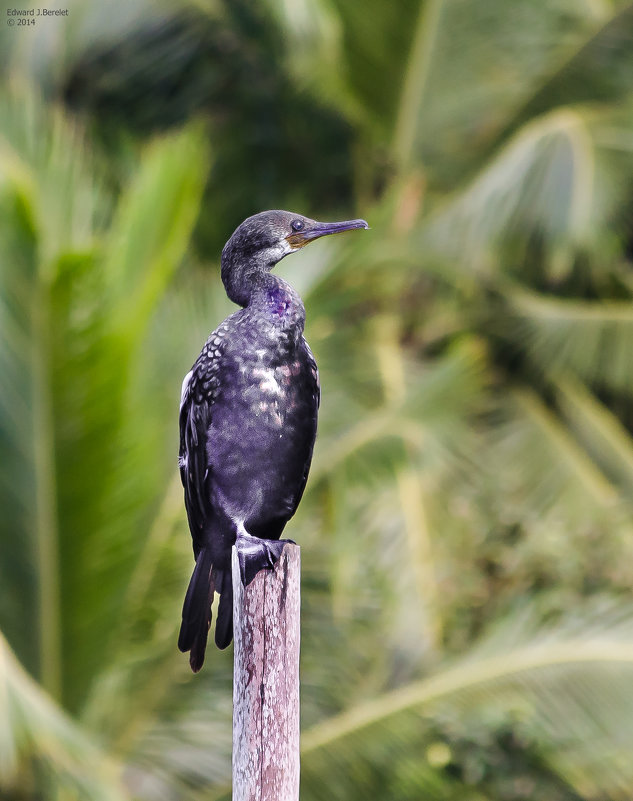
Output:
[221,210,369,306]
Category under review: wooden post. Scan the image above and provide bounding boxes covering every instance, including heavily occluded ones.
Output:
[231,543,300,801]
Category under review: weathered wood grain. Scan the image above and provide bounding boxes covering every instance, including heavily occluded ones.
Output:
[232,544,300,801]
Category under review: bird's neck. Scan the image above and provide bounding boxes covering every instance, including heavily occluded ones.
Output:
[221,251,305,329]
[249,272,306,331]
[222,250,271,307]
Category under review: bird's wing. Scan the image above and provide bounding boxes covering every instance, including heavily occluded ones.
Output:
[303,338,321,409]
[290,337,321,510]
[179,336,223,557]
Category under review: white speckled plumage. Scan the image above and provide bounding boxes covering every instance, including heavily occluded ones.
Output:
[178,210,367,671]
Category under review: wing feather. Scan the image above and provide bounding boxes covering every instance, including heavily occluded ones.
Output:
[179,343,221,557]
[290,337,320,510]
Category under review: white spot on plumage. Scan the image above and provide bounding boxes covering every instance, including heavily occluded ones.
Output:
[253,367,282,396]
[260,376,282,395]
[256,397,284,426]
[180,370,193,410]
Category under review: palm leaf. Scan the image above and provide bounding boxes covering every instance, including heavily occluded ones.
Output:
[503,286,633,394]
[490,387,618,519]
[392,0,633,187]
[555,376,633,490]
[180,601,633,801]
[56,124,208,709]
[299,600,633,801]
[493,3,633,151]
[420,108,600,273]
[0,88,209,713]
[0,89,107,698]
[0,632,128,800]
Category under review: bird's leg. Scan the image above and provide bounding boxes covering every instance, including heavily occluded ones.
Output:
[235,525,294,586]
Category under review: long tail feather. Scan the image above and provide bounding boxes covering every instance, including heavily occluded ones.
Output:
[215,569,234,649]
[178,547,214,672]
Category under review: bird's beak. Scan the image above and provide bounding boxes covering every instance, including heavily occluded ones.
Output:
[286,218,369,249]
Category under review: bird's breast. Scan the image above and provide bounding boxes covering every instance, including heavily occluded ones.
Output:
[204,323,318,527]
[248,359,307,427]
[212,334,315,446]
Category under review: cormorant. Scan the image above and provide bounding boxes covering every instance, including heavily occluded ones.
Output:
[178,210,368,671]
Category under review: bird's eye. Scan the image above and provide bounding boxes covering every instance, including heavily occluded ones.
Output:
[291,219,304,232]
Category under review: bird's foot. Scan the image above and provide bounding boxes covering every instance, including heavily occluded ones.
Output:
[235,531,294,586]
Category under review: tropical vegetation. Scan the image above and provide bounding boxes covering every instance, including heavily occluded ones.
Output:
[3,0,633,799]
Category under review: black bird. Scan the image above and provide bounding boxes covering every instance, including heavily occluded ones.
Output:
[178,210,368,671]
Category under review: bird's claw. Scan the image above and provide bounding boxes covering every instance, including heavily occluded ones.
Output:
[235,533,293,587]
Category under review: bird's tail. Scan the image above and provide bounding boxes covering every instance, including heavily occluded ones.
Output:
[214,568,233,650]
[178,547,215,672]
[178,548,234,670]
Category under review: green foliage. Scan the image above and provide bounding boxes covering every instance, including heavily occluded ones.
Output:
[0,632,129,801]
[3,1,633,799]
[0,91,209,716]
